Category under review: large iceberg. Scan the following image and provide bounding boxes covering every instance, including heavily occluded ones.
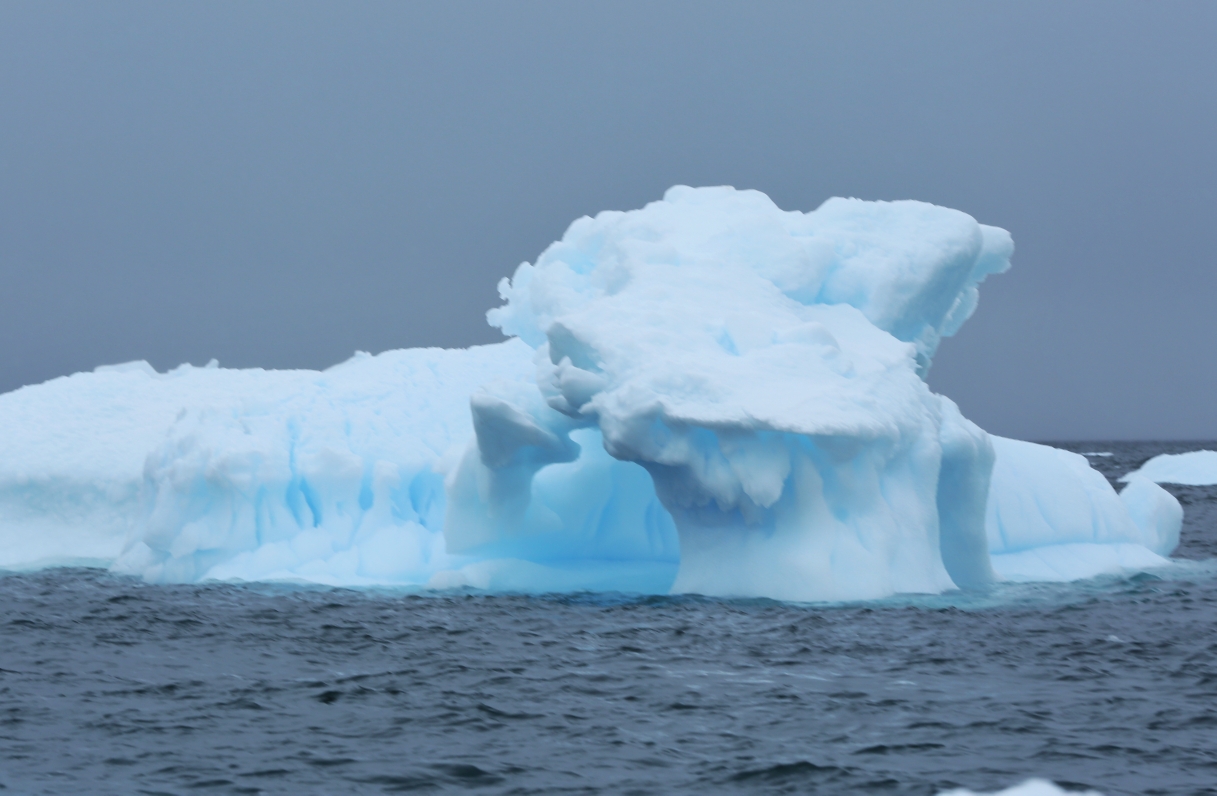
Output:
[0,187,1182,600]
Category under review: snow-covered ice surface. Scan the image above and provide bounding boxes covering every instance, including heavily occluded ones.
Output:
[0,187,1186,599]
[1121,449,1217,485]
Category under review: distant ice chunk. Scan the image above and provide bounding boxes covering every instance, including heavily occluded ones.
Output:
[1121,449,1217,485]
[938,779,1104,796]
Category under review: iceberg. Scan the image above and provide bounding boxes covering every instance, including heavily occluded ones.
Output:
[0,186,1182,600]
[1120,449,1217,486]
[938,780,1103,796]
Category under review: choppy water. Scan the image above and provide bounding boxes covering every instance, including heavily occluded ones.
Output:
[2,443,1216,795]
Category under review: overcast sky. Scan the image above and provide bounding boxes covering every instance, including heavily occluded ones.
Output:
[2,1,1215,440]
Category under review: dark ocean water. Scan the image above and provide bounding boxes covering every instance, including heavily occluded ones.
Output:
[2,443,1216,796]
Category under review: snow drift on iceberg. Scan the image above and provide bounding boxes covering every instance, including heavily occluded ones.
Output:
[0,186,1182,600]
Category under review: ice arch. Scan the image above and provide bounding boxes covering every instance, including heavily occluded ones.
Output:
[443,186,1010,600]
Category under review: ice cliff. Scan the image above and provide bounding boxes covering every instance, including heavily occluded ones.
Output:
[0,187,1181,600]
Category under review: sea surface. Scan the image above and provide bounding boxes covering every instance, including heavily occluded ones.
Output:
[1,442,1215,796]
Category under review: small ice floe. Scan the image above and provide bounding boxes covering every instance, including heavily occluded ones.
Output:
[938,778,1104,796]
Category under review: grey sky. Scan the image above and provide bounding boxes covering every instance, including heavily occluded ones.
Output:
[2,1,1214,440]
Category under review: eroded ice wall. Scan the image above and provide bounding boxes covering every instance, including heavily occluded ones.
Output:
[0,342,537,583]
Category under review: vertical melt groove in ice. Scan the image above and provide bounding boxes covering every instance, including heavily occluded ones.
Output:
[0,186,1182,599]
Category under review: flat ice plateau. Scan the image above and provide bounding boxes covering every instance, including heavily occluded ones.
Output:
[1121,449,1217,486]
[0,187,1183,601]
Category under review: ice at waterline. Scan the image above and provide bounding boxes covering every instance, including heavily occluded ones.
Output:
[0,187,1181,601]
